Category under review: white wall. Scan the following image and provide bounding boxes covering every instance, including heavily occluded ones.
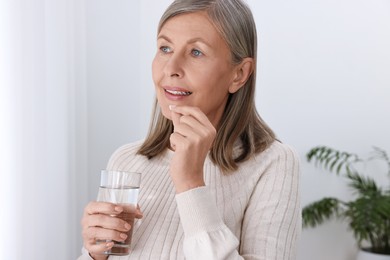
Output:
[84,0,390,259]
[1,0,87,259]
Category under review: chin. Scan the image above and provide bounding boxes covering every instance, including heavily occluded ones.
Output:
[159,105,172,121]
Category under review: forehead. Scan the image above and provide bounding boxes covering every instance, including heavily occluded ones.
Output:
[159,11,226,45]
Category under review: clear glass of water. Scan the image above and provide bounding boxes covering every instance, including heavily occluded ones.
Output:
[96,170,141,256]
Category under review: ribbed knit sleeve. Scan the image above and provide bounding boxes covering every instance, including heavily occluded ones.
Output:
[240,143,301,260]
[175,142,301,260]
[176,187,242,259]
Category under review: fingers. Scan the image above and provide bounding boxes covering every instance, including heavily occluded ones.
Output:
[175,115,205,137]
[169,105,216,150]
[170,106,209,123]
[83,225,128,256]
[85,201,123,216]
[82,222,129,255]
[88,214,131,232]
[82,201,136,256]
[86,241,114,257]
[83,226,128,243]
[171,106,181,128]
[170,105,213,129]
[82,202,134,233]
[136,205,143,219]
[170,106,215,136]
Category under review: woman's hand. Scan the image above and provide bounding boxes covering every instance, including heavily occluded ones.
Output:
[169,105,216,193]
[81,201,143,259]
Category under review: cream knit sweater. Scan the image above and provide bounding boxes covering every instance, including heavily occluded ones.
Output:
[78,140,301,260]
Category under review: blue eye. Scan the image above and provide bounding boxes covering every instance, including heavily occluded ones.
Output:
[160,46,171,53]
[191,49,203,57]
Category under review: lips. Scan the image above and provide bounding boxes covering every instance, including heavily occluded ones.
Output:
[163,86,193,98]
[164,89,192,96]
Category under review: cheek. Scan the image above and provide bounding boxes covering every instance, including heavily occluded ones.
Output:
[152,56,173,121]
[152,55,167,85]
[199,70,231,97]
[152,57,160,84]
[158,100,172,120]
[155,89,172,120]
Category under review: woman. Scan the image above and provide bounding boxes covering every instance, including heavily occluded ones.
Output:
[79,0,301,259]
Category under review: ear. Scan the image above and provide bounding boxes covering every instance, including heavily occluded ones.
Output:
[228,57,254,93]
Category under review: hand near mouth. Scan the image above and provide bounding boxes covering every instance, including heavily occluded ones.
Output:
[168,105,216,193]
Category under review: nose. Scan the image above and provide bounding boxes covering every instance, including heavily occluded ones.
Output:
[163,52,184,78]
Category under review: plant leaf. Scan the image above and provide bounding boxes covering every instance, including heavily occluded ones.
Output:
[302,197,342,228]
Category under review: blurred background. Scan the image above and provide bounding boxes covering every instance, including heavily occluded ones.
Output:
[0,0,389,259]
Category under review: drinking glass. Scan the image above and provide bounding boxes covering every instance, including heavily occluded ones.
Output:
[96,170,141,255]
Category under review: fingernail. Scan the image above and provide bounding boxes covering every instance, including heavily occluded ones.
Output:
[169,105,176,110]
[115,206,123,212]
[106,242,114,248]
[120,233,128,239]
[125,223,131,230]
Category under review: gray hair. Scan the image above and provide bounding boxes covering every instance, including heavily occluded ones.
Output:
[158,0,257,64]
[138,0,275,172]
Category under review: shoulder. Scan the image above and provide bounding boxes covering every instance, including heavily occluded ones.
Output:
[106,140,148,171]
[249,141,300,176]
[261,141,300,163]
[109,140,144,160]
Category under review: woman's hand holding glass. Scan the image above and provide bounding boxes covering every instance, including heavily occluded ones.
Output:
[81,201,143,259]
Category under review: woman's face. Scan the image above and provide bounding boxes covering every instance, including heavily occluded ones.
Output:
[152,11,238,127]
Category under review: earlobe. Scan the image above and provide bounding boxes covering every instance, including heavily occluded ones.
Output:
[228,57,254,93]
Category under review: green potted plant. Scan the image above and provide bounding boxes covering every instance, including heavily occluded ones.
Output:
[302,146,390,259]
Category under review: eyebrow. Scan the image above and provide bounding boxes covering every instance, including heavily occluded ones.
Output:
[157,34,213,48]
